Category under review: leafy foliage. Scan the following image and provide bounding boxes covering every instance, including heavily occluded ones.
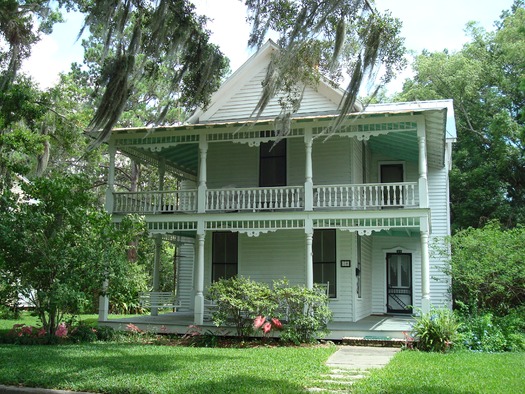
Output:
[396,2,525,230]
[0,173,145,334]
[445,221,525,315]
[411,307,460,352]
[207,277,332,343]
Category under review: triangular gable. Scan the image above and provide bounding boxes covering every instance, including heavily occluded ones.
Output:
[187,40,346,124]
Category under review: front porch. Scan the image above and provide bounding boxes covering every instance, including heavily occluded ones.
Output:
[99,313,414,341]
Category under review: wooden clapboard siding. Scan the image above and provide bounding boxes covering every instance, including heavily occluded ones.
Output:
[355,235,373,321]
[206,67,340,122]
[207,142,259,188]
[329,230,353,322]
[312,136,352,185]
[176,239,195,311]
[427,165,452,307]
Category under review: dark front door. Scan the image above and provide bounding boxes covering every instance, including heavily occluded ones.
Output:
[386,253,412,313]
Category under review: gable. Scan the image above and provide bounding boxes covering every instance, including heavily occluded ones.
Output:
[188,40,344,124]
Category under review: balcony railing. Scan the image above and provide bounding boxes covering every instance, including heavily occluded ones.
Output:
[206,186,303,211]
[112,182,419,214]
[113,190,197,214]
[314,182,418,209]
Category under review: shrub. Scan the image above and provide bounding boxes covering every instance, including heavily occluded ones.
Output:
[95,326,116,342]
[411,307,459,352]
[207,276,276,337]
[272,281,332,344]
[70,322,98,343]
[446,222,525,315]
[456,309,525,352]
[207,277,332,343]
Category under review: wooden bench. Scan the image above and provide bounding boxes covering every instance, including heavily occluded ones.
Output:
[139,292,180,310]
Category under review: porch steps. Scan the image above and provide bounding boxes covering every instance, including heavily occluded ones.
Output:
[341,336,406,348]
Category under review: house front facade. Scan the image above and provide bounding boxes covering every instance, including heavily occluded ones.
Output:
[99,41,456,328]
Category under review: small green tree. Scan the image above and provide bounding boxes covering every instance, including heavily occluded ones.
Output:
[446,221,525,315]
[0,172,145,334]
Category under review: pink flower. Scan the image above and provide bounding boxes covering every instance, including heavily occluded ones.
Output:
[262,322,272,334]
[271,318,283,330]
[55,323,68,338]
[126,323,142,333]
[253,316,266,329]
[21,325,33,336]
[38,328,47,337]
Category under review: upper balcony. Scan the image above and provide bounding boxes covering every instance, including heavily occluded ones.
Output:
[111,182,419,215]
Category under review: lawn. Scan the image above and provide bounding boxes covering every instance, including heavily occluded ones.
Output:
[352,350,525,394]
[0,343,335,393]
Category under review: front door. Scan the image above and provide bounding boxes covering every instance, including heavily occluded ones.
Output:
[386,253,412,313]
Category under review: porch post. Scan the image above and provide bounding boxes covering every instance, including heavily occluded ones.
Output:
[159,159,165,191]
[194,228,205,325]
[420,216,431,313]
[151,235,162,316]
[98,273,109,321]
[105,141,116,213]
[197,136,208,213]
[304,129,314,211]
[417,120,429,209]
[305,220,314,289]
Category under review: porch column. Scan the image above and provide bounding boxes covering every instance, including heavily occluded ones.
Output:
[420,216,431,313]
[105,141,116,213]
[159,159,165,191]
[305,220,314,289]
[151,235,162,316]
[194,230,205,325]
[304,129,314,211]
[197,136,208,213]
[417,120,429,209]
[98,273,109,321]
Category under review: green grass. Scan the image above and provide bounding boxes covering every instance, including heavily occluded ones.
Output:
[352,350,525,394]
[0,343,335,393]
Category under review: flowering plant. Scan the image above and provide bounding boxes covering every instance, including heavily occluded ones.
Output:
[253,316,283,336]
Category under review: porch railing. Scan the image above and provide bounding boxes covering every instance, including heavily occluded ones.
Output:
[206,186,304,211]
[113,190,197,214]
[313,182,418,209]
[112,182,418,214]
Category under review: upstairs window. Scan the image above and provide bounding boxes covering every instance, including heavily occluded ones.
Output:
[259,139,286,187]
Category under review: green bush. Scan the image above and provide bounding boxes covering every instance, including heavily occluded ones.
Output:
[69,322,98,343]
[207,277,332,343]
[411,307,459,352]
[272,280,332,344]
[207,276,275,337]
[457,309,525,352]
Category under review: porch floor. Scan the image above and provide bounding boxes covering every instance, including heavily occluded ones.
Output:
[100,312,414,341]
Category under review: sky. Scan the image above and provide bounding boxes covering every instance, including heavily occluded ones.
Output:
[22,0,514,93]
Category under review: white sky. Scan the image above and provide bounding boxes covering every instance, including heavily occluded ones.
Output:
[22,0,513,92]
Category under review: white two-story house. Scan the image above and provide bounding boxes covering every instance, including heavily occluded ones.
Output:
[99,41,456,334]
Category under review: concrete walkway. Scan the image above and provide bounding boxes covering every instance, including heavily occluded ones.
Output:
[308,345,400,392]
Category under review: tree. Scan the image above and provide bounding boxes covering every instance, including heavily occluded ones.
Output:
[396,1,525,230]
[445,221,525,315]
[0,173,145,334]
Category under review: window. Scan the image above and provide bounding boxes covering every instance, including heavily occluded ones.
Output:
[313,229,336,298]
[259,139,286,187]
[212,232,238,282]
